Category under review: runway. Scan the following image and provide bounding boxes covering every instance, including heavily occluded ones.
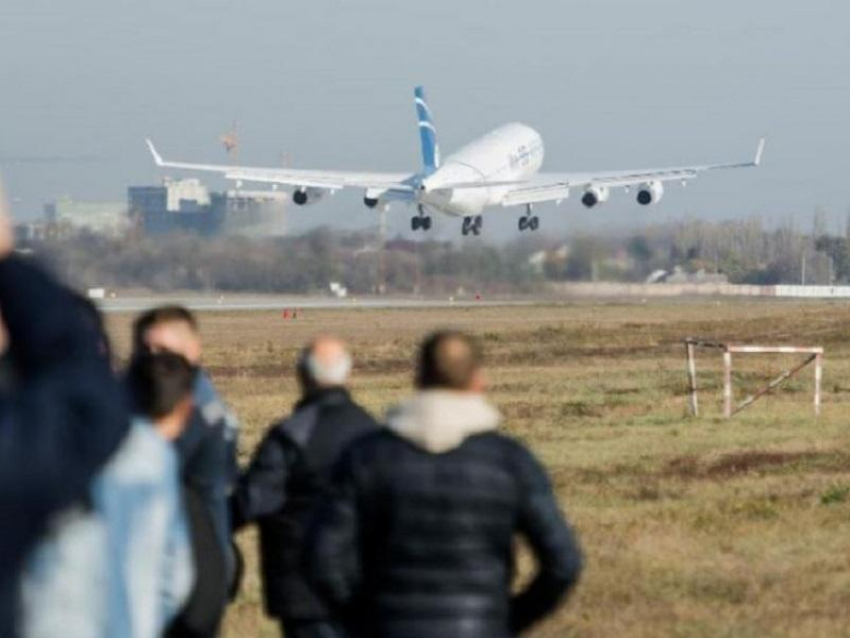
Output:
[97,294,536,314]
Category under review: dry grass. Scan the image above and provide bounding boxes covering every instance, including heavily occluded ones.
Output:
[106,299,850,637]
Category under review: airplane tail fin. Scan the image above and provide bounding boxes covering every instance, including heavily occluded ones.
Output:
[414,86,440,172]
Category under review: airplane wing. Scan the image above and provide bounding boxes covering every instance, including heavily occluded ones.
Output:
[145,140,415,192]
[498,139,765,207]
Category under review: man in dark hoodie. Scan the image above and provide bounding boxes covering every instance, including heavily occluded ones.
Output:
[307,331,583,638]
[231,336,379,638]
[0,184,129,637]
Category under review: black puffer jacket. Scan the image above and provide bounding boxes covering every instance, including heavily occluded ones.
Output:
[306,391,583,638]
[231,388,379,619]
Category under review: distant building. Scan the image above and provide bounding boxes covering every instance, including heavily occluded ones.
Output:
[44,197,129,236]
[129,178,287,236]
[653,266,729,285]
[212,190,288,237]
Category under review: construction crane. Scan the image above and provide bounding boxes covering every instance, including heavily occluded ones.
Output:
[220,120,239,165]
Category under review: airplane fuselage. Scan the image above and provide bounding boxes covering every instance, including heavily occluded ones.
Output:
[419,123,544,217]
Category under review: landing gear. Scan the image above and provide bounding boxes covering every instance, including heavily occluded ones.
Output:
[411,216,432,231]
[411,205,432,232]
[462,215,483,236]
[518,205,540,232]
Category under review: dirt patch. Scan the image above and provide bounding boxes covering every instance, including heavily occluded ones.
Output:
[665,450,850,480]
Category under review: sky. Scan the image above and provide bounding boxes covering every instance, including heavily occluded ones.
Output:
[0,0,848,241]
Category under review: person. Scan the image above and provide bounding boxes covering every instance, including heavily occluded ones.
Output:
[307,331,584,638]
[132,306,239,577]
[0,188,129,638]
[165,484,228,638]
[231,336,380,638]
[20,351,196,638]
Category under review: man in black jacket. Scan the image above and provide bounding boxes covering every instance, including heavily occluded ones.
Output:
[0,192,129,637]
[231,336,379,638]
[307,331,583,638]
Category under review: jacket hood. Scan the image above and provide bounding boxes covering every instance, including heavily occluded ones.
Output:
[386,390,501,453]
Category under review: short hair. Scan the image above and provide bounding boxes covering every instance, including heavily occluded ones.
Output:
[132,305,198,356]
[126,352,197,420]
[416,331,482,391]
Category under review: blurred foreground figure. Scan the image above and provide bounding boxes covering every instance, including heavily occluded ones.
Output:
[119,353,197,635]
[133,306,239,580]
[232,336,379,638]
[0,188,128,637]
[307,331,583,638]
[21,353,196,638]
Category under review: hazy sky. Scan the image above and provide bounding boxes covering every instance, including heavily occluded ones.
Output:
[1,0,848,240]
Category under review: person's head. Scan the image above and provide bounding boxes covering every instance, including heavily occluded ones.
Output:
[132,305,201,364]
[296,336,352,396]
[126,351,197,440]
[416,331,486,393]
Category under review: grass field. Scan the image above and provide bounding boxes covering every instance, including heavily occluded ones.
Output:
[107,299,850,637]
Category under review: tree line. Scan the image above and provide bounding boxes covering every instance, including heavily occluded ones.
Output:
[22,214,850,295]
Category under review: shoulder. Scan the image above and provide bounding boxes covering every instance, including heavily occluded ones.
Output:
[194,370,239,434]
[486,433,553,488]
[116,419,177,474]
[459,431,552,484]
[272,403,321,448]
[104,420,177,485]
[335,398,380,429]
[345,428,399,452]
[333,429,398,467]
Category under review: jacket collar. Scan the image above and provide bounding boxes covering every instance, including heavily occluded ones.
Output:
[386,390,501,454]
[295,386,351,411]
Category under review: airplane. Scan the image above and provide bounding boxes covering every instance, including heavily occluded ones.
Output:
[145,86,765,237]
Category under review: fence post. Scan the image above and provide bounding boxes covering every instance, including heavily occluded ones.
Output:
[686,341,699,417]
[815,353,823,417]
[723,350,733,418]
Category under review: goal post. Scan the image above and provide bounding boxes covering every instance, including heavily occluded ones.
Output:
[684,339,823,419]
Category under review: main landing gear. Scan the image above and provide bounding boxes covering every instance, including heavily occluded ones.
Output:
[462,215,483,236]
[411,205,432,231]
[518,204,540,232]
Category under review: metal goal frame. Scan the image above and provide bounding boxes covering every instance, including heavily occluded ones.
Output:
[684,339,823,418]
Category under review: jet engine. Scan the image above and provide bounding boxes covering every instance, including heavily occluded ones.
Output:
[292,187,325,206]
[636,181,664,206]
[363,187,389,210]
[581,185,610,209]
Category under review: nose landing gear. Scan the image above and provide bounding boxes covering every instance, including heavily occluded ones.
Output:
[518,204,540,232]
[462,215,483,236]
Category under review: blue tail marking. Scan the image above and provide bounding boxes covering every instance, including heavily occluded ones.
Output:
[414,86,440,172]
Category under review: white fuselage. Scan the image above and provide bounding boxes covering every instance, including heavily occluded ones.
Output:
[419,123,544,217]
